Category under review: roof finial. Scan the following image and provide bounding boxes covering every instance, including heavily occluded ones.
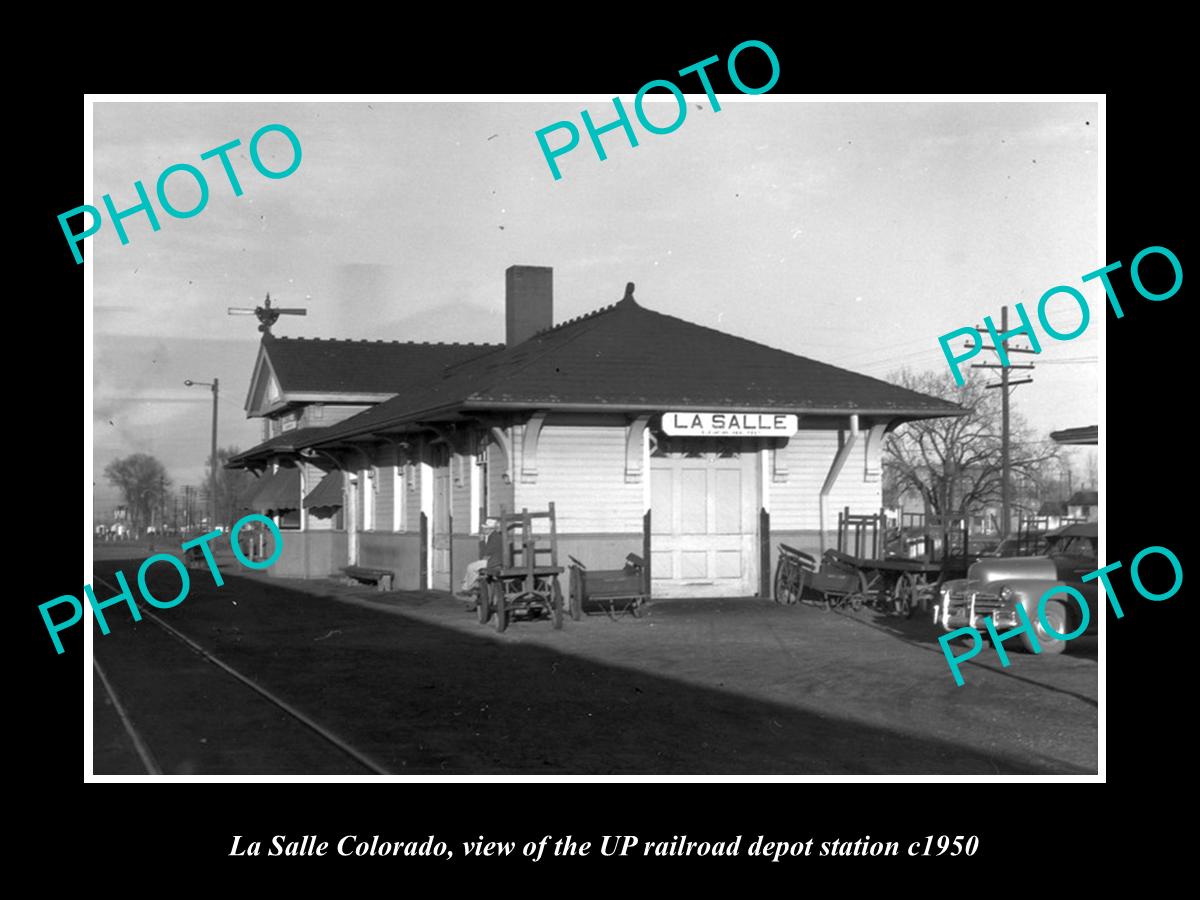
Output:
[623,282,636,301]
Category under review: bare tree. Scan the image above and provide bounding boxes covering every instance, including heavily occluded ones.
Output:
[883,369,1059,532]
[206,447,260,530]
[104,453,171,535]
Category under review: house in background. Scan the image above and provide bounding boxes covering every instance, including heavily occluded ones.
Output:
[230,265,963,598]
[1067,489,1099,522]
[1050,425,1098,446]
[1034,499,1070,532]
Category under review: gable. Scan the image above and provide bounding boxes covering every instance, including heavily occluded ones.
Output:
[242,336,498,418]
[244,345,285,417]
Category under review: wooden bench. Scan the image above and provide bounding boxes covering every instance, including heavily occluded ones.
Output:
[341,565,395,592]
[567,553,649,620]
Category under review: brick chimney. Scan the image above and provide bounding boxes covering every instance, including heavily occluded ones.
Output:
[506,265,553,347]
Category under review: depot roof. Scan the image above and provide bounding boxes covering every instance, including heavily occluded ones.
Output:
[227,427,331,468]
[244,334,501,416]
[309,288,963,446]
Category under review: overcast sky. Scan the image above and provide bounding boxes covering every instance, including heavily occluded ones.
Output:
[91,99,1099,519]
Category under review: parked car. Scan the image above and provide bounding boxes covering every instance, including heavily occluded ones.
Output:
[933,523,1098,654]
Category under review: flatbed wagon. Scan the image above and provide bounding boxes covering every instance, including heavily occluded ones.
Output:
[774,545,942,617]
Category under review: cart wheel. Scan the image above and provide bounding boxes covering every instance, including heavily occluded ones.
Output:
[773,561,797,605]
[570,568,582,621]
[492,580,508,633]
[476,578,491,624]
[849,571,870,612]
[891,572,917,619]
[552,577,564,630]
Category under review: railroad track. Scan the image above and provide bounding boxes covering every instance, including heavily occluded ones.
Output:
[93,575,390,776]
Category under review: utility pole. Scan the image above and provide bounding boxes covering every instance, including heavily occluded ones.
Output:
[210,378,219,529]
[184,378,220,530]
[972,305,1036,539]
[1000,308,1010,540]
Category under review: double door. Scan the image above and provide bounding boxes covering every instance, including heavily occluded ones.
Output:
[650,444,759,598]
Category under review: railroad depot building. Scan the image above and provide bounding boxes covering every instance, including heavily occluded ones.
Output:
[228,265,960,597]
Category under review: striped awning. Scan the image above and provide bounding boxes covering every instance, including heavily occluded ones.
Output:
[303,469,344,509]
[249,466,302,512]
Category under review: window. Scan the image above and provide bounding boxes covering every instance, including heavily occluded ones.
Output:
[277,508,301,531]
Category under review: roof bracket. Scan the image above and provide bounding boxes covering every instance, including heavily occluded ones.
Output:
[489,426,513,485]
[818,414,860,554]
[425,425,472,486]
[625,415,651,483]
[346,443,376,471]
[771,439,789,483]
[520,413,547,484]
[382,435,414,466]
[299,446,347,472]
[864,422,889,483]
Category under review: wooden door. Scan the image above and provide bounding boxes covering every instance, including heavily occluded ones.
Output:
[650,443,759,598]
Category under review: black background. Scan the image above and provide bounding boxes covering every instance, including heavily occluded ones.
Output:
[25,23,1188,884]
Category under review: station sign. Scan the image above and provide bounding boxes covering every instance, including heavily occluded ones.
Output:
[662,412,798,437]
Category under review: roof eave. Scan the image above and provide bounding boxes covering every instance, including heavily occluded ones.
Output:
[307,398,964,446]
[461,400,967,418]
[283,392,398,403]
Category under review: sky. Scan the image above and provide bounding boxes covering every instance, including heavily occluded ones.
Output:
[90,99,1099,520]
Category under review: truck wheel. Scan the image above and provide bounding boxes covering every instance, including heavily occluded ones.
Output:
[1024,600,1067,655]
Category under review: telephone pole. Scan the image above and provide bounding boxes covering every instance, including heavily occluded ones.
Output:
[972,305,1037,538]
[184,378,220,529]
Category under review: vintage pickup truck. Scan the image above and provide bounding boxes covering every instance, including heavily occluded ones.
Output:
[933,523,1098,654]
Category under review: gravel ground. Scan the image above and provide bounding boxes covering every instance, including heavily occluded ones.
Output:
[91,554,1098,775]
